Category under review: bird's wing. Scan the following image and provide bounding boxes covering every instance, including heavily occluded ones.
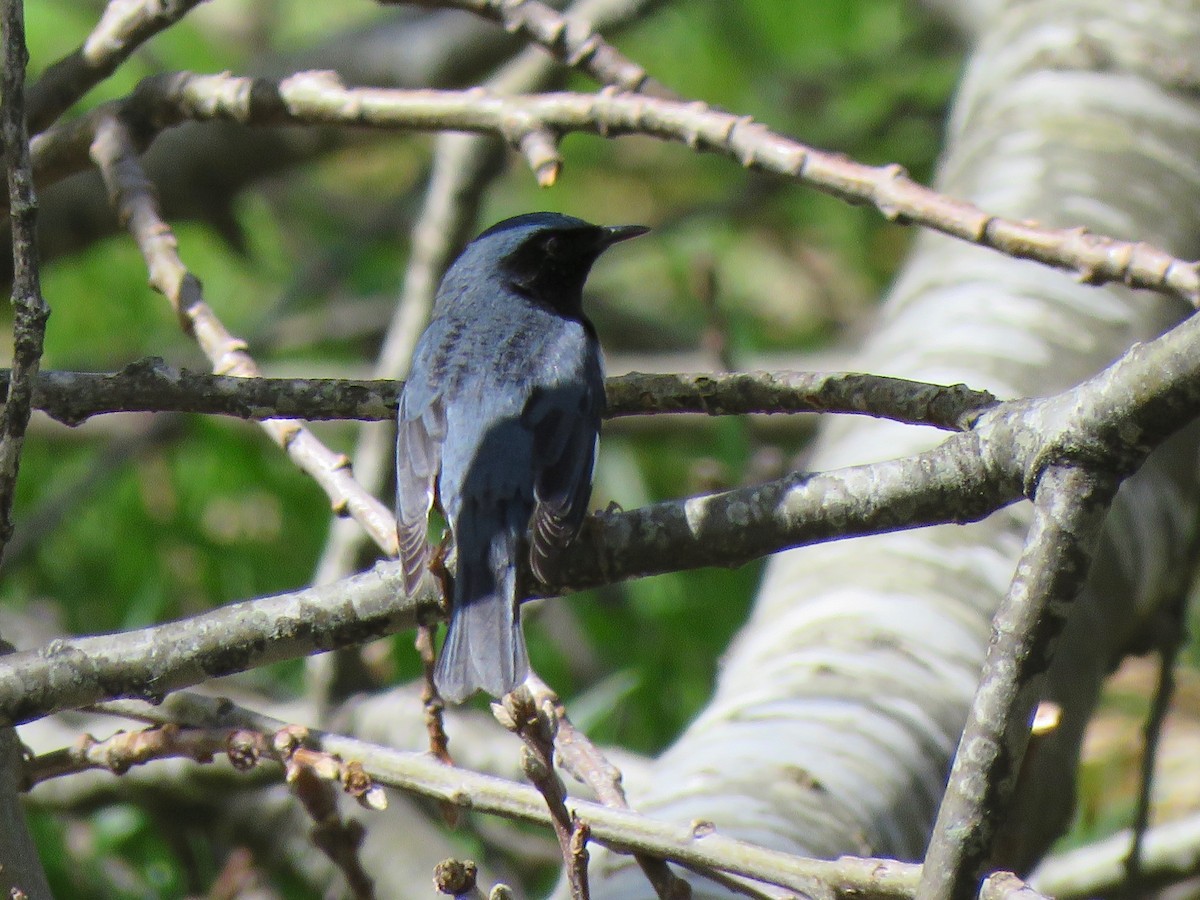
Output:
[524,378,603,584]
[396,382,446,596]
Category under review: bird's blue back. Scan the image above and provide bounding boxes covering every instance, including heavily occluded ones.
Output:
[395,214,612,701]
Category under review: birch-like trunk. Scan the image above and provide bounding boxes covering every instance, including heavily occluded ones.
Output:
[580,0,1200,894]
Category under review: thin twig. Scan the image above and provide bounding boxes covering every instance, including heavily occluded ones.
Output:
[30,74,1200,305]
[86,115,398,556]
[389,0,673,98]
[527,675,690,899]
[26,717,385,896]
[496,688,591,900]
[415,622,453,766]
[278,726,378,900]
[1123,593,1189,891]
[26,0,213,133]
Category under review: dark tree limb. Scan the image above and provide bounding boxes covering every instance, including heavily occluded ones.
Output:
[0,0,47,555]
[14,362,998,430]
[0,1,53,894]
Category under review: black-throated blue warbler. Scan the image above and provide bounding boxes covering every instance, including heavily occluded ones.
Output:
[396,212,647,702]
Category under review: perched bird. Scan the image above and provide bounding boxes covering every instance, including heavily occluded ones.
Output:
[395,212,647,703]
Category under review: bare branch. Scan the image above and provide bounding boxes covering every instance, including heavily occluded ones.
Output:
[280,726,378,900]
[17,363,998,430]
[0,0,48,556]
[30,73,1200,304]
[528,675,691,899]
[0,441,993,729]
[919,465,1120,900]
[1123,569,1193,891]
[496,689,591,900]
[0,562,418,725]
[389,0,672,96]
[26,0,213,133]
[87,115,399,556]
[0,433,1007,728]
[0,6,53,891]
[26,717,385,896]
[552,432,1011,592]
[234,698,1055,899]
[38,693,1046,900]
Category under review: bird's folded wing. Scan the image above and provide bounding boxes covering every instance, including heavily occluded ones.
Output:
[524,383,601,584]
[395,393,446,596]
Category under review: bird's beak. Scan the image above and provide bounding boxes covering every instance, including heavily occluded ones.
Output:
[599,224,650,246]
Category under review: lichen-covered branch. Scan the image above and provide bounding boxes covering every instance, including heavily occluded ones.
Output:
[0,563,415,725]
[17,363,998,430]
[0,0,49,555]
[0,434,999,725]
[0,3,54,894]
[919,465,1119,900]
[6,302,1200,728]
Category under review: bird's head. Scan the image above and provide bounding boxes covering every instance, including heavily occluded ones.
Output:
[462,212,648,317]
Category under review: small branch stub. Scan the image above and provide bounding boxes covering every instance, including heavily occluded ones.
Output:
[434,858,478,896]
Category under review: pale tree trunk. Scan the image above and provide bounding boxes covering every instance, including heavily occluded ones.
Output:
[579,0,1200,894]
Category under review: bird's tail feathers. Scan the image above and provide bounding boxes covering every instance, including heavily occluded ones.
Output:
[434,534,529,703]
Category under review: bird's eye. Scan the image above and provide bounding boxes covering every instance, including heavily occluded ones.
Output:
[542,235,563,257]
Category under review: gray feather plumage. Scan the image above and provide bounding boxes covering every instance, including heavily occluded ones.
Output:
[395,213,643,702]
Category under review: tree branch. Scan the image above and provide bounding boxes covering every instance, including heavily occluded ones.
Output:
[26,0,213,134]
[88,114,399,556]
[30,72,1200,304]
[37,692,1050,900]
[0,0,48,555]
[392,0,674,97]
[919,465,1120,900]
[6,300,1200,726]
[0,437,1012,726]
[0,1,53,893]
[17,362,998,430]
[0,562,416,725]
